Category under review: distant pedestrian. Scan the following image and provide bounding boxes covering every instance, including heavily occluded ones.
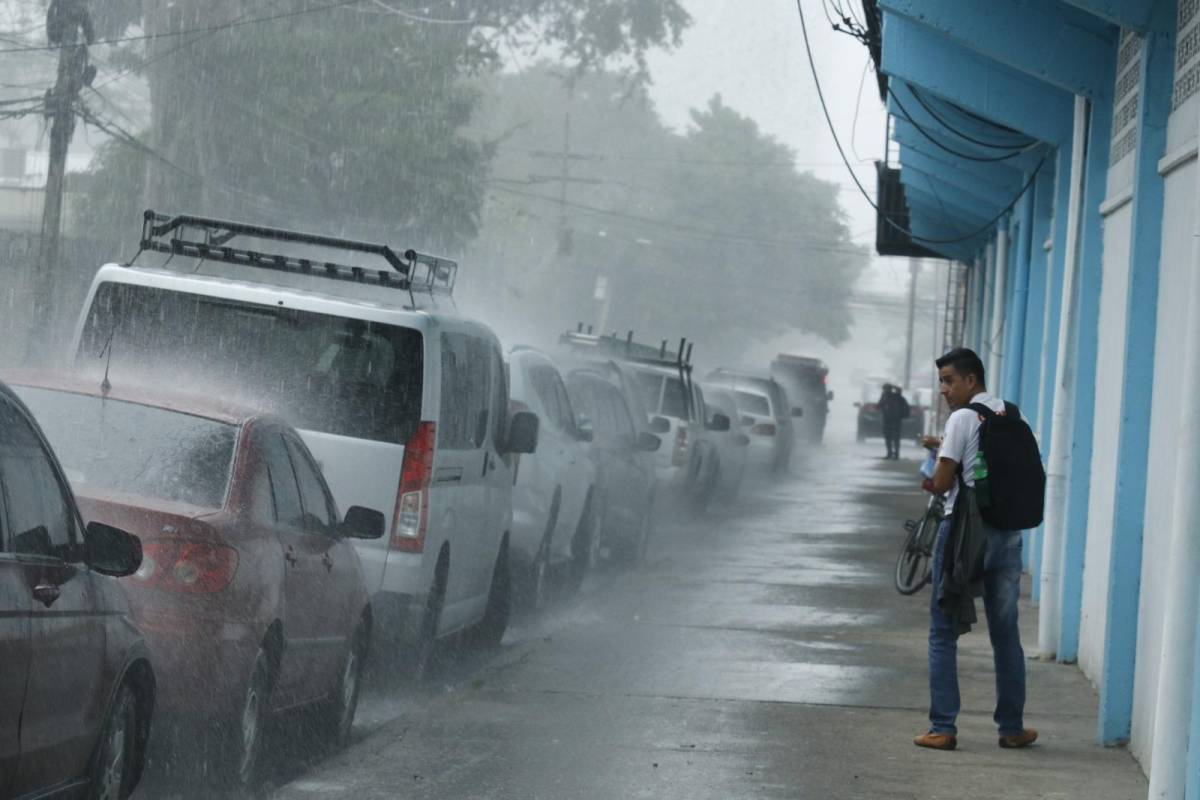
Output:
[913,347,1038,751]
[878,384,910,459]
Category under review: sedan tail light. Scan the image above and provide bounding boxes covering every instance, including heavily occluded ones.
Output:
[134,539,238,594]
[751,423,778,437]
[391,421,436,553]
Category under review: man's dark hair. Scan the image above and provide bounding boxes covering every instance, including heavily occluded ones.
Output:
[936,347,986,386]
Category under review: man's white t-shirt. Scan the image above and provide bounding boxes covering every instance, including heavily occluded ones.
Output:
[938,391,1006,516]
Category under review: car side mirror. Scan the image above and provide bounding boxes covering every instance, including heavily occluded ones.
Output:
[341,506,386,539]
[636,432,662,452]
[791,407,804,418]
[707,412,731,432]
[576,415,594,443]
[648,415,671,434]
[827,390,834,401]
[507,410,539,454]
[85,521,142,577]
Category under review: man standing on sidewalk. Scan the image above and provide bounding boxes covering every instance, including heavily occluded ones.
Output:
[913,348,1037,751]
[878,384,910,459]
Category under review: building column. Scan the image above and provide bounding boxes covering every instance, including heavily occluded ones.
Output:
[987,220,1009,389]
[1099,14,1173,747]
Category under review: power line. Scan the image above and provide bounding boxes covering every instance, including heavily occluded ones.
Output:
[0,0,368,55]
[908,85,1035,150]
[888,88,1035,163]
[489,183,869,256]
[793,0,1042,246]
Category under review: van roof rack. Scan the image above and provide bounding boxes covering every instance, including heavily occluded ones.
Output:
[560,325,696,418]
[134,210,458,299]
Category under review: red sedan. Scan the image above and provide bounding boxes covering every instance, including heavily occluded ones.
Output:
[9,374,386,790]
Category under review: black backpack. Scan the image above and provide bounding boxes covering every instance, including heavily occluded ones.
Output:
[968,402,1045,531]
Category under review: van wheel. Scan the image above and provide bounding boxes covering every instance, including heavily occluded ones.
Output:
[226,649,271,790]
[476,545,511,648]
[89,683,137,800]
[321,623,366,749]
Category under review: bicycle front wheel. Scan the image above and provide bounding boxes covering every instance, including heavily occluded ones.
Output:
[895,511,937,595]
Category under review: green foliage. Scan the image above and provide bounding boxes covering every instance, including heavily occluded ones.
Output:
[464,68,866,360]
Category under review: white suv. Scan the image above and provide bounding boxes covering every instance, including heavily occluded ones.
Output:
[506,347,597,607]
[69,212,538,672]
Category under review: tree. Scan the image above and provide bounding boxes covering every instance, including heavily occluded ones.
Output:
[72,0,689,254]
[462,72,866,364]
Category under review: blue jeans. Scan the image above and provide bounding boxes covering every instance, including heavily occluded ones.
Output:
[928,517,1026,735]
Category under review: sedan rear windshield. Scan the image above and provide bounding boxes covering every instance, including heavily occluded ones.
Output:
[735,390,771,417]
[76,282,424,445]
[13,386,237,509]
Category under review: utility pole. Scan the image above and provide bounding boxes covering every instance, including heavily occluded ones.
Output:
[32,0,93,361]
[903,257,920,390]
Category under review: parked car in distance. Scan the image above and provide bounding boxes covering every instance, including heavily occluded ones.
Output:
[71,220,539,682]
[566,367,661,563]
[507,347,598,606]
[771,354,832,444]
[706,369,800,474]
[11,373,389,788]
[701,385,750,498]
[0,378,153,800]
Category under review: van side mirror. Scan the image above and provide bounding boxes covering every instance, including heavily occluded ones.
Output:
[648,415,671,434]
[707,412,731,432]
[341,506,385,539]
[636,432,662,452]
[507,411,539,454]
[85,521,142,577]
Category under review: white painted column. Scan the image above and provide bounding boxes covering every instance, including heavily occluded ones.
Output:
[988,220,1010,390]
[1038,97,1088,659]
[1146,105,1200,800]
[981,241,996,357]
[1036,234,1057,449]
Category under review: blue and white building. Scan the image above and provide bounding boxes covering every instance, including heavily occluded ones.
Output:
[865,1,1200,795]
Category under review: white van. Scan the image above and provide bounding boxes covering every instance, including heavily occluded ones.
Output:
[69,213,538,672]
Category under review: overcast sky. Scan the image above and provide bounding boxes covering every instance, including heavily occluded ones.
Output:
[644,0,939,402]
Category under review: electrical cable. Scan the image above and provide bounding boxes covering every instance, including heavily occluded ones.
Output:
[794,0,1043,246]
[888,88,1036,163]
[908,85,1035,150]
[0,0,368,55]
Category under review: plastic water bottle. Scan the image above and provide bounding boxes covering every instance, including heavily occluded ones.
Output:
[973,451,991,507]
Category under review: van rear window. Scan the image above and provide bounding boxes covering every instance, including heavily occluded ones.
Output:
[76,282,423,445]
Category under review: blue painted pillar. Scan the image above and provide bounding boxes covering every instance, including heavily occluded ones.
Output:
[1023,168,1054,601]
[1003,175,1036,403]
[1058,85,1116,663]
[1098,18,1173,746]
[1039,144,1073,449]
[1021,169,1054,426]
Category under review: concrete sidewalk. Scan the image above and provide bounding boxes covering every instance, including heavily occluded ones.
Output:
[273,441,1149,800]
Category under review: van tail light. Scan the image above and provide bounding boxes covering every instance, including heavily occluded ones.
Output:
[751,423,778,437]
[391,421,436,553]
[133,539,238,594]
[508,401,530,485]
[671,426,689,467]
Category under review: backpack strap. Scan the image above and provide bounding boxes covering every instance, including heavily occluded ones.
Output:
[967,402,996,419]
[1003,401,1022,421]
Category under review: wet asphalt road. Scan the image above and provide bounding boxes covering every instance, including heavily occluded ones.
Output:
[139,435,1148,799]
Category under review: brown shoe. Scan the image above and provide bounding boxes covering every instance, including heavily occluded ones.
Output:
[913,732,957,750]
[998,729,1038,749]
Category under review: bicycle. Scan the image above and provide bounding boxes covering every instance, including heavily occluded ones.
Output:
[895,491,945,595]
